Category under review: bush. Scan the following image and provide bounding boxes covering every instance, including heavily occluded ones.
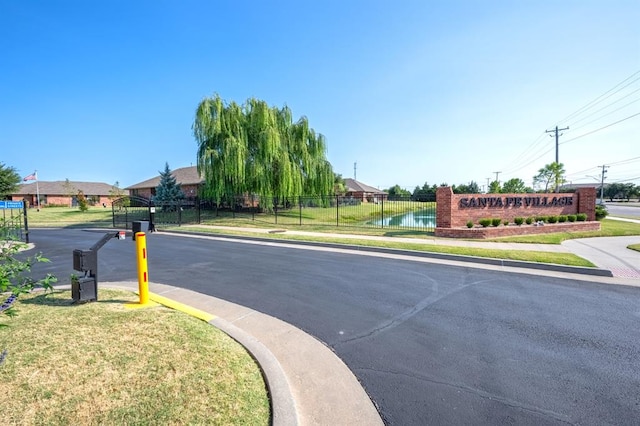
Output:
[535,215,547,223]
[466,220,473,228]
[576,213,587,221]
[514,217,524,226]
[547,216,558,223]
[525,217,533,225]
[479,218,491,227]
[567,214,577,222]
[1,220,57,365]
[595,204,608,221]
[491,218,501,227]
[558,215,567,223]
[503,220,509,226]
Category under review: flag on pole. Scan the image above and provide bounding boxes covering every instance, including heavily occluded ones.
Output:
[23,172,37,181]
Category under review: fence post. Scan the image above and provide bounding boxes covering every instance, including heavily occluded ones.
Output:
[336,195,339,227]
[381,197,384,229]
[196,197,201,224]
[22,202,29,244]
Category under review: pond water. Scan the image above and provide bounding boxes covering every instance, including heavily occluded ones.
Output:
[371,209,436,228]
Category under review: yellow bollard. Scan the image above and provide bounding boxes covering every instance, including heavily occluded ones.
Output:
[135,232,149,304]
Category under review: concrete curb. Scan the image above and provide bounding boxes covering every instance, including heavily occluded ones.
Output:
[161,230,614,277]
[99,282,383,426]
[209,317,299,426]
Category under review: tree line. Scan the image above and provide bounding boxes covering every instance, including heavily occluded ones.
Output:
[384,162,640,200]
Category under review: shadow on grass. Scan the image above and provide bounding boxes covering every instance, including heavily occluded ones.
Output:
[63,221,114,229]
[382,230,434,238]
[20,291,133,307]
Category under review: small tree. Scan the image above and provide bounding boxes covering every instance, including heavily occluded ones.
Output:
[334,174,347,195]
[154,163,185,205]
[502,178,527,193]
[386,184,411,198]
[77,190,89,212]
[488,180,501,193]
[0,163,21,198]
[108,181,126,201]
[533,162,565,193]
[62,179,76,207]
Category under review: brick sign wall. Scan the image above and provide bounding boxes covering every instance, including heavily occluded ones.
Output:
[435,186,599,238]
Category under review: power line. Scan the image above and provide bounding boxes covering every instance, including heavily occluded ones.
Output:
[611,176,640,183]
[560,111,640,145]
[567,87,640,129]
[606,155,640,166]
[499,70,640,180]
[558,69,640,124]
[569,97,640,132]
[565,165,600,178]
[502,146,555,177]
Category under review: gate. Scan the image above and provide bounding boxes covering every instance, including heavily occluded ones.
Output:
[0,200,27,242]
[112,196,151,229]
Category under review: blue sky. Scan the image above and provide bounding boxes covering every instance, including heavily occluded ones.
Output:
[2,0,639,192]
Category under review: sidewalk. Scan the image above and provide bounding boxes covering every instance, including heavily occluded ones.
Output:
[105,281,383,426]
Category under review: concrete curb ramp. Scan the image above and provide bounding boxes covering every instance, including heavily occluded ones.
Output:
[106,282,384,426]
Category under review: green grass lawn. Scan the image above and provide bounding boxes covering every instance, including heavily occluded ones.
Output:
[24,207,640,267]
[181,226,595,267]
[26,206,113,228]
[0,289,269,425]
[200,200,432,227]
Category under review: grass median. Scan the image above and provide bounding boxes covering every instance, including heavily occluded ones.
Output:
[0,289,269,425]
[24,207,640,267]
[172,226,595,267]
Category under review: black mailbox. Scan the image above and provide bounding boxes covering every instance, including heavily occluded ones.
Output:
[132,220,149,240]
[73,249,94,272]
[71,232,120,303]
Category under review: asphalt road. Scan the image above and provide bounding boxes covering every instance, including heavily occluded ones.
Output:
[604,202,640,219]
[25,228,640,425]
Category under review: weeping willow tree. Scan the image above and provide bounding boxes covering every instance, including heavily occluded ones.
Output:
[193,94,335,206]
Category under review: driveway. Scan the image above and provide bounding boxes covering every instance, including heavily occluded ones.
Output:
[25,228,640,425]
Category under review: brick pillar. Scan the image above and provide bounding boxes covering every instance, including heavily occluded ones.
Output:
[436,186,453,228]
[576,187,597,221]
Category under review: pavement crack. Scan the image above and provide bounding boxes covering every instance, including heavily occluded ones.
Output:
[356,367,574,425]
[336,275,494,346]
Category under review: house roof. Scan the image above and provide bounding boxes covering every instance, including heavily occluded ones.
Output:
[126,166,204,189]
[344,178,387,194]
[15,181,120,196]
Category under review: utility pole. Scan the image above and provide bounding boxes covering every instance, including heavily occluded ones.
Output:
[486,177,490,193]
[493,171,501,183]
[599,165,608,204]
[546,125,569,164]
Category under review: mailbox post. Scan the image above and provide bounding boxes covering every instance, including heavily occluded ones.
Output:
[71,231,122,303]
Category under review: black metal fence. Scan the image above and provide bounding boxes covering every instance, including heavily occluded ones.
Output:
[112,196,151,229]
[0,201,27,242]
[112,194,437,232]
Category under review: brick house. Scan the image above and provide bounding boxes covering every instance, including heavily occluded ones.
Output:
[344,178,388,202]
[126,166,203,200]
[11,181,123,208]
